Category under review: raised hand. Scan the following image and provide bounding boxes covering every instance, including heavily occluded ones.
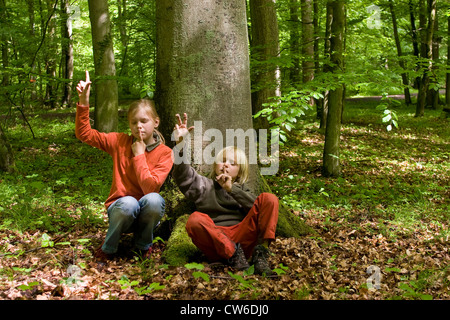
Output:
[215,174,233,193]
[76,70,91,106]
[173,113,194,144]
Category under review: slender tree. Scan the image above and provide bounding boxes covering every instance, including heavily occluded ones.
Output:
[88,0,118,132]
[416,0,436,117]
[44,0,57,108]
[0,123,14,172]
[301,0,315,91]
[60,0,73,107]
[249,0,281,130]
[389,0,411,105]
[446,13,450,113]
[117,0,131,95]
[319,1,333,130]
[323,0,345,177]
[289,0,301,85]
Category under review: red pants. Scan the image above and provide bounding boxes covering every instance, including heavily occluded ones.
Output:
[185,193,279,261]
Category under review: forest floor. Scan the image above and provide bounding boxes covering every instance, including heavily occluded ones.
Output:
[0,98,448,301]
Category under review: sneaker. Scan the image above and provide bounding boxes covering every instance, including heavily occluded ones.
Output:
[227,243,250,271]
[251,244,273,275]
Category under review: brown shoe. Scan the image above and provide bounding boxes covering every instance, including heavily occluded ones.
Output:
[227,243,250,271]
[94,242,113,262]
[251,245,273,275]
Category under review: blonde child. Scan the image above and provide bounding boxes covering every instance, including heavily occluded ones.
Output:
[75,71,173,261]
[172,113,279,274]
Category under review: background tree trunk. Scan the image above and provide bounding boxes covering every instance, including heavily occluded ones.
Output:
[389,0,411,105]
[0,123,14,172]
[249,0,281,131]
[319,2,333,131]
[445,14,450,116]
[301,0,315,98]
[88,0,118,132]
[322,0,345,178]
[155,0,313,266]
[117,0,131,96]
[44,0,57,108]
[289,0,301,86]
[416,0,436,117]
[60,0,73,108]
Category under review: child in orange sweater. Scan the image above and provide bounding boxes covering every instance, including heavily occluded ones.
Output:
[75,71,173,260]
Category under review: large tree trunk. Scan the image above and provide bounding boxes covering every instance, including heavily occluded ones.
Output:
[322,0,345,178]
[249,0,280,131]
[155,0,313,266]
[88,0,118,132]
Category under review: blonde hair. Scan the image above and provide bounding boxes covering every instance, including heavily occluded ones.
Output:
[127,99,165,144]
[210,146,249,184]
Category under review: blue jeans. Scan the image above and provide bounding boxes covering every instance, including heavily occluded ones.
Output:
[102,193,165,254]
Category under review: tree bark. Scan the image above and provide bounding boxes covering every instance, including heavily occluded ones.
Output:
[1,0,9,89]
[289,0,301,86]
[60,0,73,108]
[117,0,131,95]
[0,123,14,173]
[389,0,411,105]
[319,2,333,131]
[416,0,436,117]
[44,0,57,108]
[88,0,119,132]
[323,0,345,178]
[301,0,315,86]
[249,0,281,131]
[156,0,313,265]
[445,14,450,116]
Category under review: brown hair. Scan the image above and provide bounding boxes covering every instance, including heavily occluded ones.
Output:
[127,99,165,144]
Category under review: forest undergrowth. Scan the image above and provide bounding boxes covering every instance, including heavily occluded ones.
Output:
[0,99,448,300]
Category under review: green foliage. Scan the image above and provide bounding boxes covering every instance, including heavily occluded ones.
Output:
[117,275,165,296]
[376,94,400,131]
[185,263,210,282]
[254,88,321,144]
[0,116,106,233]
[266,98,449,239]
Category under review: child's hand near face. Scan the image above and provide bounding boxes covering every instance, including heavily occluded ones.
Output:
[131,131,146,156]
[215,174,233,193]
[76,70,91,106]
[173,113,194,144]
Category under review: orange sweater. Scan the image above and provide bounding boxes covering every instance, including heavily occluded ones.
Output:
[75,104,173,209]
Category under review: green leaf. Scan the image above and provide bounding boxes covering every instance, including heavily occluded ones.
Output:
[40,233,54,248]
[192,271,210,282]
[185,262,204,270]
